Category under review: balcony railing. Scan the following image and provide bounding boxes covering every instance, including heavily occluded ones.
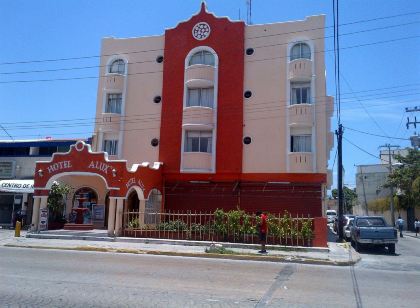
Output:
[104,74,124,90]
[288,104,313,126]
[289,59,312,81]
[289,152,313,173]
[185,64,215,88]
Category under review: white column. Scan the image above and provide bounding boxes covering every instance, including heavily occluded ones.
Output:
[107,197,117,236]
[38,197,48,231]
[114,198,124,237]
[31,197,41,232]
[139,199,146,226]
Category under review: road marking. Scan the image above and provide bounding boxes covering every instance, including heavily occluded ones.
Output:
[255,264,296,307]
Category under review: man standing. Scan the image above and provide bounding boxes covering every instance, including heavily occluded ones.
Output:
[396,216,404,238]
[256,211,268,253]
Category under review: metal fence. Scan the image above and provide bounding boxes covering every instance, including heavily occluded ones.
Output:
[123,210,314,246]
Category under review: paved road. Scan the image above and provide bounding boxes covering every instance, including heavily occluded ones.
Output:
[1,239,419,308]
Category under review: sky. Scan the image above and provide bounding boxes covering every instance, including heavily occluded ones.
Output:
[1,0,419,191]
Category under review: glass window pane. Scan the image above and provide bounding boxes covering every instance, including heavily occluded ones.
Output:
[201,88,214,108]
[191,137,199,152]
[301,44,311,59]
[187,89,200,107]
[189,53,201,65]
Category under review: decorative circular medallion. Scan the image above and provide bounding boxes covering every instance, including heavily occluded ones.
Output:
[75,141,85,152]
[192,22,211,41]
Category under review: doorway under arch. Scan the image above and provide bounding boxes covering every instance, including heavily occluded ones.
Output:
[145,189,162,224]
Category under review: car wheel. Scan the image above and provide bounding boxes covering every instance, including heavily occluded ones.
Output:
[388,244,395,254]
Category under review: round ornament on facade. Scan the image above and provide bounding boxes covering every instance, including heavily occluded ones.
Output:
[151,138,159,147]
[192,22,211,41]
[246,48,254,55]
[156,55,164,63]
[243,136,252,145]
[153,96,162,103]
[244,90,252,98]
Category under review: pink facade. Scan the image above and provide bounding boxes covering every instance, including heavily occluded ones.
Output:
[89,3,334,216]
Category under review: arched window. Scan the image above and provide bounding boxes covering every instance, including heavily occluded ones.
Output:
[290,43,311,61]
[109,59,125,74]
[188,50,215,66]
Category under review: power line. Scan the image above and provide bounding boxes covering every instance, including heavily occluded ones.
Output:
[3,20,419,76]
[344,126,411,140]
[1,10,419,66]
[2,34,419,85]
[343,136,389,163]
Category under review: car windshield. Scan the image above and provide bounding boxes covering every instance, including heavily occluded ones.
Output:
[326,211,336,215]
[356,218,385,227]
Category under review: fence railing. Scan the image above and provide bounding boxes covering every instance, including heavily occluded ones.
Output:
[123,210,314,246]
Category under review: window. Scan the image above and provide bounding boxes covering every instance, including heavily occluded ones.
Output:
[187,88,214,108]
[105,93,122,114]
[109,59,125,74]
[291,82,311,104]
[291,135,311,152]
[189,50,215,66]
[184,131,212,153]
[290,43,311,61]
[103,140,118,155]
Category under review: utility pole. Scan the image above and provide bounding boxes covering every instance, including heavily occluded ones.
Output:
[379,144,400,226]
[406,106,419,149]
[336,124,344,240]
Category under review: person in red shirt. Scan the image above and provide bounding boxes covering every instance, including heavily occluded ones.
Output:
[256,211,268,253]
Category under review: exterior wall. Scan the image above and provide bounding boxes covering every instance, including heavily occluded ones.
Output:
[94,36,164,167]
[159,7,245,176]
[164,182,322,217]
[243,16,333,176]
[90,5,333,218]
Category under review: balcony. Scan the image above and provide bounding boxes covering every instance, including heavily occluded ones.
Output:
[289,59,312,81]
[104,74,125,91]
[288,104,313,127]
[182,107,215,127]
[98,113,122,132]
[185,64,215,88]
[182,152,213,172]
[289,152,313,173]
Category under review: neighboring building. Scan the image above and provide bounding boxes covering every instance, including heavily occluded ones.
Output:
[0,139,85,227]
[355,149,419,228]
[32,3,333,235]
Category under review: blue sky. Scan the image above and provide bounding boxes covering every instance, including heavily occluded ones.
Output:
[1,0,419,191]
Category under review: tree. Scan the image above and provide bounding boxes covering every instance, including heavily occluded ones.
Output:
[331,186,358,213]
[386,148,420,209]
[47,182,72,222]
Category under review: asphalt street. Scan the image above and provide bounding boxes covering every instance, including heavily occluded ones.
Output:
[0,235,419,308]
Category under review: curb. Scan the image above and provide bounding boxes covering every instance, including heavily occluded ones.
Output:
[4,243,356,266]
[26,233,329,253]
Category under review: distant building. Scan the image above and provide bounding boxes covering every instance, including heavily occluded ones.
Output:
[31,3,334,235]
[0,139,86,227]
[354,149,419,228]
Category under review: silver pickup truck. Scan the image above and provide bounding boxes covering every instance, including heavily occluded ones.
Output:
[350,216,398,254]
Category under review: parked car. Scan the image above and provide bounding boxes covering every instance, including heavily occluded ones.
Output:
[350,216,398,254]
[326,210,337,224]
[333,214,355,233]
[344,218,354,241]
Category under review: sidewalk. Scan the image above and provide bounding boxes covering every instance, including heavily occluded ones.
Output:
[1,229,360,266]
[403,231,420,239]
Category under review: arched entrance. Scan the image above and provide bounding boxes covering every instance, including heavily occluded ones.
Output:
[145,189,162,224]
[70,187,98,224]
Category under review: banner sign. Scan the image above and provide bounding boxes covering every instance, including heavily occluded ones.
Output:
[0,180,34,193]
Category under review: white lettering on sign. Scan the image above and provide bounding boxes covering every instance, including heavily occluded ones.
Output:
[47,160,72,174]
[125,177,145,190]
[88,161,112,174]
[126,177,136,189]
